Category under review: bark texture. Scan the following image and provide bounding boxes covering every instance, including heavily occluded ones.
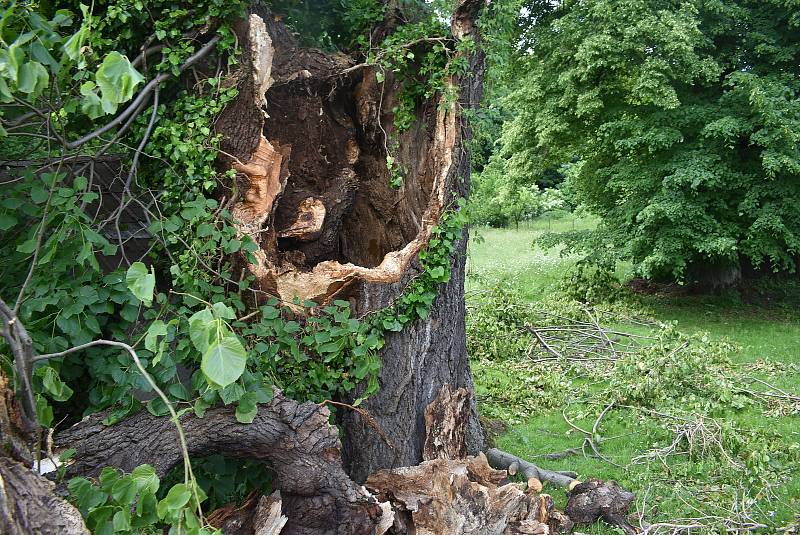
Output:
[55,392,387,535]
[339,0,487,482]
[0,458,90,535]
[423,383,472,461]
[0,372,88,535]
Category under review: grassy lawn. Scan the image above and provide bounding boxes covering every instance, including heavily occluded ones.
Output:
[466,214,800,532]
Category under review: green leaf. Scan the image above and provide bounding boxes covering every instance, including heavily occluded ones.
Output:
[145,320,168,364]
[68,477,107,512]
[156,483,191,519]
[211,302,236,320]
[35,394,53,427]
[37,366,74,401]
[63,25,88,61]
[111,476,138,504]
[201,335,247,388]
[95,51,144,114]
[0,213,17,230]
[188,308,215,353]
[126,262,155,306]
[112,509,131,531]
[130,464,159,494]
[17,61,49,96]
[235,392,258,423]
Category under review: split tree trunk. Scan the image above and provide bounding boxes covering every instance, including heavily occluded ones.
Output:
[215,0,487,483]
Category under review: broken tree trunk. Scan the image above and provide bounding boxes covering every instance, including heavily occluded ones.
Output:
[214,0,487,484]
[55,391,387,535]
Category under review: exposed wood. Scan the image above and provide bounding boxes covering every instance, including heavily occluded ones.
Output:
[487,449,638,534]
[208,491,288,535]
[423,383,471,461]
[366,452,572,534]
[55,391,388,535]
[253,492,288,535]
[278,197,326,241]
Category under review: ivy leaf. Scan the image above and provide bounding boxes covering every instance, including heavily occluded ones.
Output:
[201,335,247,388]
[126,262,155,306]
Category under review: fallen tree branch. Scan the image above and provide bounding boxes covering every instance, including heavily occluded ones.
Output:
[56,392,387,535]
[486,447,578,489]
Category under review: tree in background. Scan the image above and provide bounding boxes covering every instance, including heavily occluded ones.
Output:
[494,0,800,286]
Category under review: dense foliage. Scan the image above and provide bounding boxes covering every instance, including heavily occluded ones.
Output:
[481,0,800,283]
[0,0,476,531]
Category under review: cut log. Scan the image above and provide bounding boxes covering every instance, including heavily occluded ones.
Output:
[213,0,487,483]
[55,391,387,535]
[487,448,579,490]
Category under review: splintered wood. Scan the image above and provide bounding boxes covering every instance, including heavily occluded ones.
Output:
[365,453,571,535]
[423,383,471,461]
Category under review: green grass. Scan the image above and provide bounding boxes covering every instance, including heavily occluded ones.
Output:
[467,215,598,301]
[467,214,800,532]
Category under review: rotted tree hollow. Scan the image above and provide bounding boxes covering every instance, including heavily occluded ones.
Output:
[215,0,486,482]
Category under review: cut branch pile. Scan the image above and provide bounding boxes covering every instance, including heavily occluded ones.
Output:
[525,308,657,364]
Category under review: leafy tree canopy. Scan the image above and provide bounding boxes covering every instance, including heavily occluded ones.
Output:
[494,0,800,282]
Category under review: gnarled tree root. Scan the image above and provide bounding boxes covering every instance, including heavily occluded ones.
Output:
[55,392,387,535]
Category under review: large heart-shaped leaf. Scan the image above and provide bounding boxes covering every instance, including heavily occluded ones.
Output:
[201,335,247,388]
[95,51,144,114]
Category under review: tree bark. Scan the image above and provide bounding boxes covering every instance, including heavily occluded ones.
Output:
[0,458,90,535]
[214,0,487,483]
